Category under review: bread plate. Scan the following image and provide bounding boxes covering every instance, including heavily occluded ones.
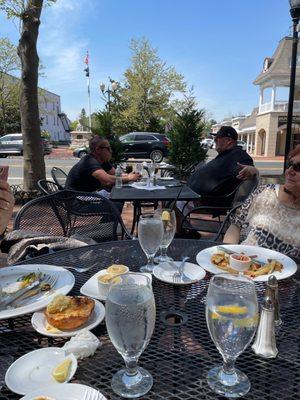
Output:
[31,299,105,337]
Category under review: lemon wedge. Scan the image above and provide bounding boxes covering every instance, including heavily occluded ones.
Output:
[216,305,248,315]
[107,264,128,275]
[161,210,170,221]
[52,358,72,383]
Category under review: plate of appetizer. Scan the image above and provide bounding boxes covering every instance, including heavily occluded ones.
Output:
[196,245,297,282]
[31,295,105,337]
[0,265,75,319]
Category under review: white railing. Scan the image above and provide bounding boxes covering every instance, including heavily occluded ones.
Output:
[259,100,300,114]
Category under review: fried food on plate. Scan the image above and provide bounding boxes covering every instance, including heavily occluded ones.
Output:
[45,294,95,330]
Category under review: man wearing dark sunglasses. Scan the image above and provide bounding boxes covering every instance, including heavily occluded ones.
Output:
[66,136,141,192]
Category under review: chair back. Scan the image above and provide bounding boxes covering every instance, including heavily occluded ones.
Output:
[14,190,131,242]
[37,180,60,195]
[51,167,68,189]
[232,175,259,206]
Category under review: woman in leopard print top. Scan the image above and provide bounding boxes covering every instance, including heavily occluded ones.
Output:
[223,146,300,259]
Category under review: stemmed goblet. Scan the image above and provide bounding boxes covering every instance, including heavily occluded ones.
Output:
[206,274,258,398]
[154,208,176,262]
[138,214,163,273]
[106,273,156,398]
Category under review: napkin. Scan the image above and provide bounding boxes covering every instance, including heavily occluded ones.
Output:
[63,330,101,360]
[131,182,166,191]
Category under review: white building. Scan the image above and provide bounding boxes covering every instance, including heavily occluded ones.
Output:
[213,36,300,157]
[38,88,70,143]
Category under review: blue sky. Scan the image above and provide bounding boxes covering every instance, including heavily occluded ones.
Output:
[0,0,292,123]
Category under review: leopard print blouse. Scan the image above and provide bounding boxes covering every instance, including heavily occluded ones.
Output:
[230,184,300,258]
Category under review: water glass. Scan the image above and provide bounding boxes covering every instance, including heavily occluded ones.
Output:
[138,214,163,273]
[206,274,258,398]
[106,273,156,398]
[135,163,143,175]
[154,208,176,262]
[148,163,156,186]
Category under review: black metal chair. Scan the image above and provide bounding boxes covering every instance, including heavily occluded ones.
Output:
[51,167,68,189]
[37,180,60,195]
[14,190,132,242]
[180,176,259,241]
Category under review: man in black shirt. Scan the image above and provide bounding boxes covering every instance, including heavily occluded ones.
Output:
[66,136,140,192]
[187,126,255,197]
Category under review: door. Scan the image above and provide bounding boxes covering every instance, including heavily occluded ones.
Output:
[132,134,157,157]
[120,134,136,157]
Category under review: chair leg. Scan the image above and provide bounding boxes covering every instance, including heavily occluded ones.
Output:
[131,202,140,235]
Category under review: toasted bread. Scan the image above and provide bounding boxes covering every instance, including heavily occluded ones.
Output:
[45,295,95,330]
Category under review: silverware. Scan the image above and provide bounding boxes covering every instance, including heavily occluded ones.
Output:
[61,265,94,273]
[83,387,101,400]
[173,257,190,283]
[0,279,41,310]
[10,274,58,308]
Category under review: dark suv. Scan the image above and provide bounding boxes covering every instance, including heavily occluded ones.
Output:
[120,132,170,163]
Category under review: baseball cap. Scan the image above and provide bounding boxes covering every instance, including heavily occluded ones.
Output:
[212,126,238,141]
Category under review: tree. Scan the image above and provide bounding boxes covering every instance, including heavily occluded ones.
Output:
[168,94,207,179]
[0,0,56,193]
[111,38,186,134]
[78,108,89,130]
[0,38,21,134]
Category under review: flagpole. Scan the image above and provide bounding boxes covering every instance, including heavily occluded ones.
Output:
[84,51,92,132]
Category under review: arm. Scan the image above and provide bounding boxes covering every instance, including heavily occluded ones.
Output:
[92,169,141,186]
[223,224,241,244]
[236,163,259,181]
[0,180,14,236]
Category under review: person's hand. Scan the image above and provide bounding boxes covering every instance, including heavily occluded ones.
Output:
[236,163,258,180]
[128,172,141,182]
[0,180,14,235]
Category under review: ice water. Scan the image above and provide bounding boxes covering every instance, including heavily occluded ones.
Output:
[106,285,156,359]
[206,287,258,359]
[138,218,163,256]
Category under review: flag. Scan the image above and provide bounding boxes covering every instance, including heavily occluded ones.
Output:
[84,66,90,77]
[84,51,89,65]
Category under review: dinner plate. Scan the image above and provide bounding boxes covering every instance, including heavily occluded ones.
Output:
[196,244,298,282]
[0,265,75,320]
[80,270,152,301]
[158,176,174,181]
[153,262,206,285]
[31,299,105,337]
[5,347,77,395]
[20,383,107,400]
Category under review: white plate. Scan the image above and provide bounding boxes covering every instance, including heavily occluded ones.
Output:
[21,383,107,400]
[153,262,206,285]
[31,299,105,337]
[196,244,298,282]
[80,269,152,301]
[5,347,77,395]
[159,177,174,181]
[0,265,75,320]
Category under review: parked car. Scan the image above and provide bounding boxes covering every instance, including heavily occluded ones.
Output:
[73,147,89,158]
[200,138,214,149]
[120,132,170,163]
[0,133,52,157]
[237,140,247,151]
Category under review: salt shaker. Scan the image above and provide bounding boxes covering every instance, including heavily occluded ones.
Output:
[252,296,278,358]
[266,275,281,326]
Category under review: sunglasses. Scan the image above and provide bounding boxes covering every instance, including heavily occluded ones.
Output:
[99,146,112,151]
[286,161,300,172]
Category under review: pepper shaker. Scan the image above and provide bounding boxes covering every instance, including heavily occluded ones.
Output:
[252,296,278,358]
[266,275,281,326]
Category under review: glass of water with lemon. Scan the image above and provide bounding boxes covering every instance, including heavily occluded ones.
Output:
[206,274,258,398]
[154,209,176,263]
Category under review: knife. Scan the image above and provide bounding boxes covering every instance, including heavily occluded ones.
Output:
[0,280,40,310]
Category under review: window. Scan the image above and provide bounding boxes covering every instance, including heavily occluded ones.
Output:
[77,134,83,139]
[135,135,156,141]
[46,115,48,124]
[121,134,135,143]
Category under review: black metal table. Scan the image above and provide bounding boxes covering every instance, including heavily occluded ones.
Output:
[1,239,300,399]
[110,181,199,202]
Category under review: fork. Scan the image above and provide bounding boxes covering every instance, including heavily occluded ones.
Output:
[61,265,94,273]
[10,274,58,308]
[173,257,190,283]
[83,387,102,400]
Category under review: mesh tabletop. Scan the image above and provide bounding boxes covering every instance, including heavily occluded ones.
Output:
[1,239,300,399]
[110,184,200,202]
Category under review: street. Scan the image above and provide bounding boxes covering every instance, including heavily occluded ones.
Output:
[0,151,284,186]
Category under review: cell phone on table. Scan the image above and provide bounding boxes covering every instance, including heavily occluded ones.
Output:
[0,165,9,181]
